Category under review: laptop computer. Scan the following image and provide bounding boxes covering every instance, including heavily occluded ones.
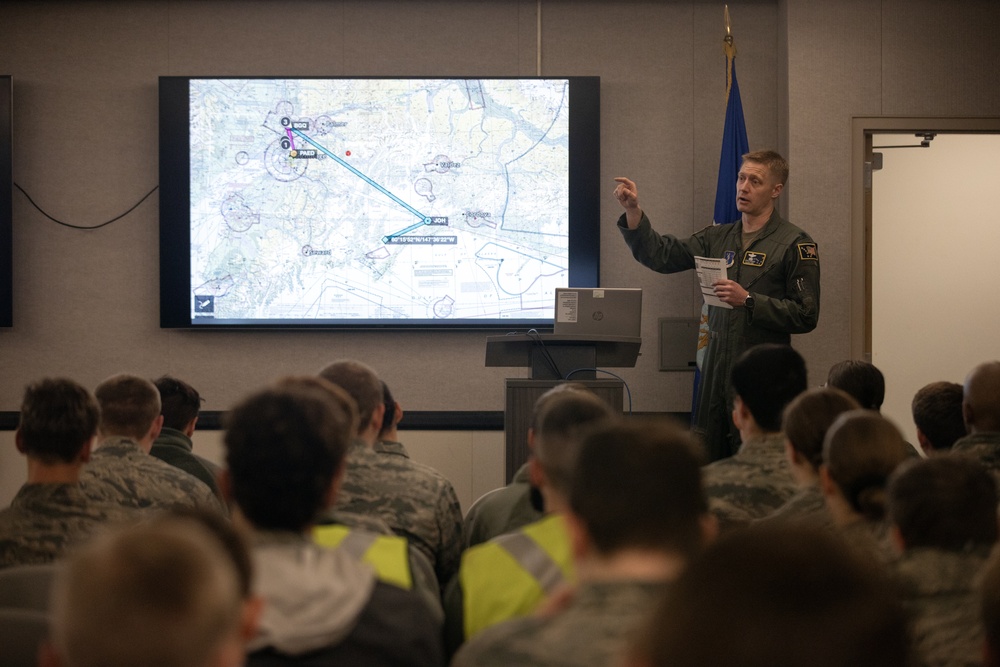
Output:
[552,287,642,338]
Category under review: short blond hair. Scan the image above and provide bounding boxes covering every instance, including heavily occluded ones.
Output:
[50,518,244,667]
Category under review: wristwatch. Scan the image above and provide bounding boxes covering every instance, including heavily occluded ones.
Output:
[743,293,755,310]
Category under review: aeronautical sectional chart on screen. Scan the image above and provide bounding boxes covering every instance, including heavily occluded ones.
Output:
[188,78,571,322]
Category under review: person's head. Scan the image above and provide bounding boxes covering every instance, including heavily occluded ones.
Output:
[528,382,591,435]
[531,390,615,502]
[821,410,910,522]
[223,379,356,532]
[625,524,910,667]
[737,150,787,217]
[378,381,402,439]
[783,386,860,473]
[94,374,163,445]
[981,547,1000,667]
[154,376,204,434]
[16,378,100,464]
[963,361,1000,433]
[888,456,998,552]
[318,359,383,441]
[827,360,886,412]
[911,381,966,453]
[568,419,710,561]
[44,518,246,667]
[730,344,808,433]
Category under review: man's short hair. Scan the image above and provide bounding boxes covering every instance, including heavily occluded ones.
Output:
[743,149,789,186]
[94,374,162,441]
[49,518,244,667]
[783,387,860,470]
[528,382,590,432]
[888,456,998,551]
[379,381,396,437]
[730,344,808,432]
[827,360,886,411]
[532,390,614,497]
[963,361,1000,432]
[154,376,203,431]
[225,380,356,532]
[318,359,382,432]
[822,410,909,521]
[628,524,909,667]
[911,381,966,451]
[17,378,99,464]
[569,419,706,558]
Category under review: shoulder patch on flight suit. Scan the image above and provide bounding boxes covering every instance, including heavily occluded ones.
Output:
[742,251,766,267]
[797,243,819,260]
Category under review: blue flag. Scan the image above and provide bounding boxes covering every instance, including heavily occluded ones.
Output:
[693,41,749,421]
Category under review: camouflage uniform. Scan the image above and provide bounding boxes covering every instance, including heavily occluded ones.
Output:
[755,483,831,528]
[463,463,544,549]
[701,432,797,530]
[79,437,225,514]
[150,426,221,498]
[451,580,667,667]
[892,546,990,667]
[951,432,1000,481]
[328,439,463,587]
[837,518,898,564]
[0,483,139,568]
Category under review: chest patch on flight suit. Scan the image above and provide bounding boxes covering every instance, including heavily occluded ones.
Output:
[798,243,819,260]
[724,250,736,267]
[742,251,766,267]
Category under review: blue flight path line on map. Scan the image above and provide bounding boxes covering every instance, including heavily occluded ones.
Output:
[291,129,430,240]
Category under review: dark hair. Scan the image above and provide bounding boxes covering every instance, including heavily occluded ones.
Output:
[964,361,1000,432]
[827,361,885,411]
[743,149,789,186]
[533,391,614,496]
[569,419,706,557]
[783,387,860,470]
[157,508,253,598]
[731,344,808,432]
[888,456,998,551]
[18,378,100,464]
[911,381,965,451]
[628,524,910,667]
[154,376,203,431]
[94,374,161,441]
[318,359,381,432]
[981,548,1000,658]
[379,381,395,437]
[225,382,355,531]
[823,410,909,521]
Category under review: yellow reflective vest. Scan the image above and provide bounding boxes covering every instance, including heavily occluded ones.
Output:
[312,524,413,590]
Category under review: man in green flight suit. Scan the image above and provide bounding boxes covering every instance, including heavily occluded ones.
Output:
[614,150,820,461]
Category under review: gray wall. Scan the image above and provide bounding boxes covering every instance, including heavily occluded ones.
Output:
[0,0,998,415]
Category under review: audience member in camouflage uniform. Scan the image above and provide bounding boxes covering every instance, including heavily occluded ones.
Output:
[758,387,859,527]
[888,456,998,667]
[150,375,221,498]
[951,360,1000,478]
[78,374,224,515]
[0,378,138,568]
[624,524,910,667]
[911,381,966,454]
[821,410,910,563]
[461,384,589,550]
[319,360,462,588]
[702,344,806,530]
[452,419,714,667]
[223,379,443,666]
